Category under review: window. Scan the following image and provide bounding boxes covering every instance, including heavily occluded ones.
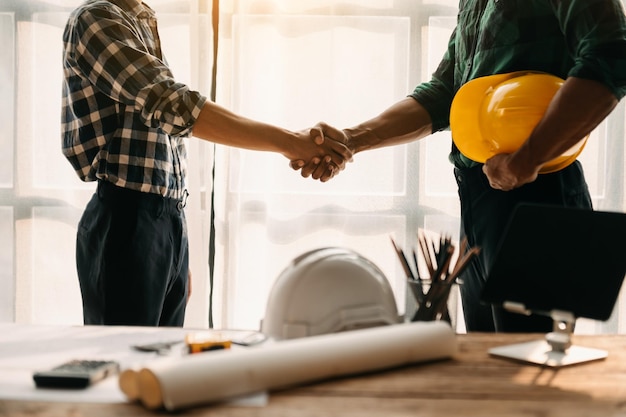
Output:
[2,0,625,334]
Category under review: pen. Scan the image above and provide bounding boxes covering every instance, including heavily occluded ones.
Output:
[390,236,415,280]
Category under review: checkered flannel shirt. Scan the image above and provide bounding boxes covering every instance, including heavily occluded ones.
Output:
[61,0,207,198]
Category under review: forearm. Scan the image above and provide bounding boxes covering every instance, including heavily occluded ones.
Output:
[191,101,352,168]
[345,97,433,153]
[512,77,618,170]
[191,101,301,157]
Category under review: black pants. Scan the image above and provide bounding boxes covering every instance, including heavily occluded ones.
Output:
[455,161,592,333]
[76,180,189,326]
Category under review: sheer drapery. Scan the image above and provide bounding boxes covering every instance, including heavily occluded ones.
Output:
[2,0,625,334]
[211,0,478,331]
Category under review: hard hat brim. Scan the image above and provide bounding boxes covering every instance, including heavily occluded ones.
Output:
[450,71,587,174]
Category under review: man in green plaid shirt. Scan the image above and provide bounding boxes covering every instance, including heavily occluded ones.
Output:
[295,0,626,332]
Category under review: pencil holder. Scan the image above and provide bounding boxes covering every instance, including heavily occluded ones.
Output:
[407,278,455,323]
[391,231,479,326]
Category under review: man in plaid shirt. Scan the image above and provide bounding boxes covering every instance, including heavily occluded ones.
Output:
[294,0,626,332]
[62,0,352,326]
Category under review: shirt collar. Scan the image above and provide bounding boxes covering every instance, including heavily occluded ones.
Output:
[109,0,154,18]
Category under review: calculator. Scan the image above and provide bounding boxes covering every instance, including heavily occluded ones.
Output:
[33,359,120,389]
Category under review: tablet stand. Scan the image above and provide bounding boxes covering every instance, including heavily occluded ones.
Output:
[488,306,608,367]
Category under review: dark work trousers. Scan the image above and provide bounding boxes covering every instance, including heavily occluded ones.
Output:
[76,180,189,326]
[454,161,592,333]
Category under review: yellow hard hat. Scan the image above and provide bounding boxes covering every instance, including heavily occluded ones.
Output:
[450,71,588,173]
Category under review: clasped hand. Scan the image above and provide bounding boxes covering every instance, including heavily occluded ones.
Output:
[483,153,540,191]
[290,122,353,182]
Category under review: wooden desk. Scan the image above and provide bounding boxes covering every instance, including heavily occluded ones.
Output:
[1,333,625,417]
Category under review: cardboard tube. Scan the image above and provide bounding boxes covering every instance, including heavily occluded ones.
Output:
[118,368,141,402]
[130,321,456,411]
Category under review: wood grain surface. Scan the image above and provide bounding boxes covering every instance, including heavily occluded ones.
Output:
[2,333,626,417]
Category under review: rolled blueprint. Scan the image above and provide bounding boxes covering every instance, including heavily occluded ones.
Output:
[131,321,457,410]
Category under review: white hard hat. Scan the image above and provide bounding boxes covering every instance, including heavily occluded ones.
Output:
[261,247,402,340]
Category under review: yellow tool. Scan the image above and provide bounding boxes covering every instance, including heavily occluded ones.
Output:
[185,332,232,354]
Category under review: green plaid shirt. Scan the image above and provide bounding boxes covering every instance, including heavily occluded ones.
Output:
[411,0,626,168]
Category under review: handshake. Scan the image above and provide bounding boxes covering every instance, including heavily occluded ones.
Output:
[287,122,356,183]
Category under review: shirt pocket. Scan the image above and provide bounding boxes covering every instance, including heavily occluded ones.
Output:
[477,0,524,48]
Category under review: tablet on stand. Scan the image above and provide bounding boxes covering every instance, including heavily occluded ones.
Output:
[481,203,626,367]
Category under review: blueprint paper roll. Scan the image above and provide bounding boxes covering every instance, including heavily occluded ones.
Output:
[133,321,457,410]
[118,368,140,402]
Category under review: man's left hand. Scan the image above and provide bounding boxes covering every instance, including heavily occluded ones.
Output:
[482,153,540,191]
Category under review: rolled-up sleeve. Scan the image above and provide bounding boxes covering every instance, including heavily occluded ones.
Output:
[136,79,206,137]
[410,28,457,132]
[71,6,206,137]
[558,0,626,99]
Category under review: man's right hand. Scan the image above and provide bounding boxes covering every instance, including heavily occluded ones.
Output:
[290,122,354,181]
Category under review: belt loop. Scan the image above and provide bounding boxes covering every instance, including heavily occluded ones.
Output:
[177,189,189,211]
[97,180,103,199]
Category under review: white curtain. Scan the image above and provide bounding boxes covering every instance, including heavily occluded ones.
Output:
[2,0,626,335]
[210,0,472,332]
